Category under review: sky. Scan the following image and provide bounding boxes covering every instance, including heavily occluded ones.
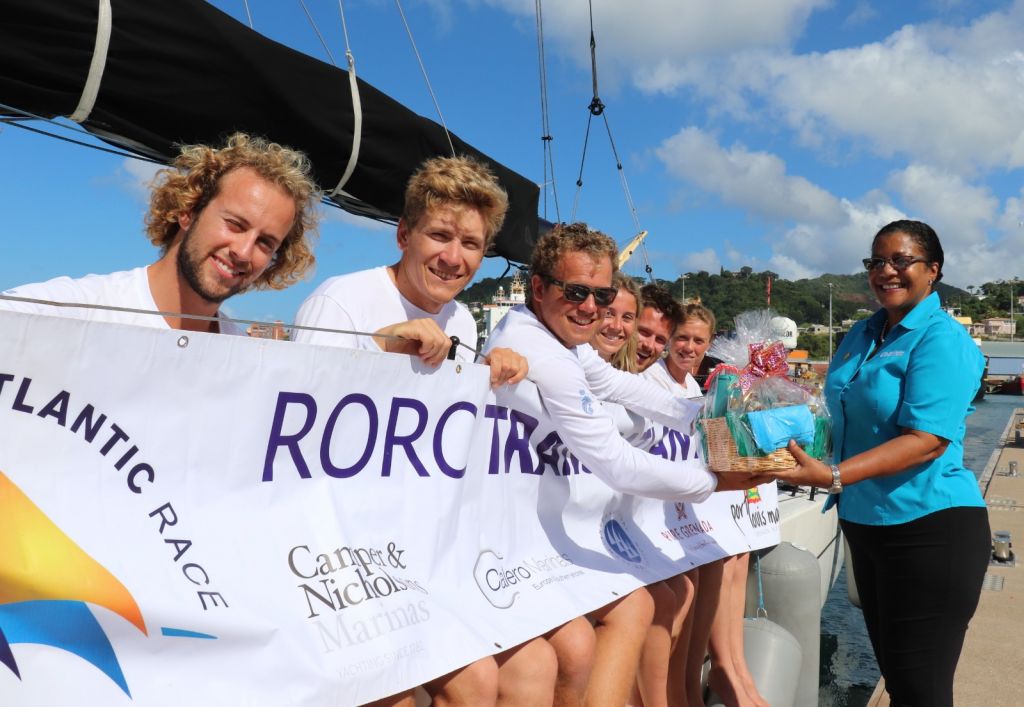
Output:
[2,0,1024,323]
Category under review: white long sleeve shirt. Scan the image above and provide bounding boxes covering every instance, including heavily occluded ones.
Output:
[485,305,717,502]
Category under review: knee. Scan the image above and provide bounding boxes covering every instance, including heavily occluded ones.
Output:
[619,587,656,628]
[648,580,678,623]
[549,616,597,681]
[497,637,557,697]
[427,657,499,706]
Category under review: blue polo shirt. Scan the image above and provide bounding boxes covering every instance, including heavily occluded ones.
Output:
[824,292,985,525]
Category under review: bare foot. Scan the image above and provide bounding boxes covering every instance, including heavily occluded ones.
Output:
[707,665,755,707]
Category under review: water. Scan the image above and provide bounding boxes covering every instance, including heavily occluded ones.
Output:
[817,394,1021,706]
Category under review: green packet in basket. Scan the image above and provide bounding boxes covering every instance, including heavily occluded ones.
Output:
[701,409,830,461]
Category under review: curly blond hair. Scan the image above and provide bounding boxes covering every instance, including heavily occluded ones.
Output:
[144,132,320,291]
[530,222,619,282]
[403,155,509,249]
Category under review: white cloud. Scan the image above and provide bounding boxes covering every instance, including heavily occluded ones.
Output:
[485,0,826,72]
[655,127,843,224]
[886,164,997,247]
[770,197,907,277]
[843,2,878,27]
[681,247,720,273]
[116,159,163,202]
[505,0,1024,172]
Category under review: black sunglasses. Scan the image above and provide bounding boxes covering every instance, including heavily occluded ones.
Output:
[862,255,930,272]
[543,276,618,306]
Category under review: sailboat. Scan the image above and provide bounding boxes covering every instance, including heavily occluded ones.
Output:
[1,1,842,703]
[0,0,542,264]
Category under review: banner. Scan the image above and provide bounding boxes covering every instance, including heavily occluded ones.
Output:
[0,310,779,705]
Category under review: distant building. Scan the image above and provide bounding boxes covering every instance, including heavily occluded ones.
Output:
[982,317,1017,337]
[805,323,830,335]
[481,271,527,338]
[248,320,289,340]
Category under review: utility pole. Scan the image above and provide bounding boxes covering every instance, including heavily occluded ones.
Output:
[828,282,835,362]
[1012,277,1018,343]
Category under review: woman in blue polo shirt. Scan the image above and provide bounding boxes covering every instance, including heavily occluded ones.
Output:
[774,220,989,707]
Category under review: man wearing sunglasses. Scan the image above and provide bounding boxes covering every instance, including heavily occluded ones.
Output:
[486,222,766,500]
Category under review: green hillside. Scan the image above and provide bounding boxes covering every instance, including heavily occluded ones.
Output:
[459,267,972,328]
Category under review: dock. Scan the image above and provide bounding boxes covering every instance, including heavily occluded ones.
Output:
[868,408,1024,707]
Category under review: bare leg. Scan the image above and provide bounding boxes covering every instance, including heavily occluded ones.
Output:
[547,616,597,707]
[363,691,416,707]
[667,569,698,707]
[423,657,499,706]
[587,588,655,706]
[633,580,678,707]
[728,554,768,707]
[686,560,723,707]
[707,556,755,707]
[496,638,558,707]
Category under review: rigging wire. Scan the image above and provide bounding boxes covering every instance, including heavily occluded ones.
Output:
[298,0,338,67]
[0,109,164,165]
[534,0,560,223]
[0,294,485,360]
[394,0,456,157]
[337,0,355,67]
[570,0,655,282]
[242,0,254,29]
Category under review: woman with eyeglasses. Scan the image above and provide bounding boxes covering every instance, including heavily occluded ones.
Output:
[772,220,989,707]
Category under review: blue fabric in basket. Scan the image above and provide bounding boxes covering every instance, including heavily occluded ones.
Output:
[746,405,815,453]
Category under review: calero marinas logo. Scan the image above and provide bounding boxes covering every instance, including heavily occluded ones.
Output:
[0,471,213,697]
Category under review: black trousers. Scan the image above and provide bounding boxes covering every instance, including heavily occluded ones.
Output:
[841,506,990,707]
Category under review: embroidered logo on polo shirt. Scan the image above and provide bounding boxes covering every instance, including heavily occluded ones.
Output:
[878,350,905,357]
[579,389,594,414]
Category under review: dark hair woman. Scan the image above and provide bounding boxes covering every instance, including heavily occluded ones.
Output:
[772,219,989,706]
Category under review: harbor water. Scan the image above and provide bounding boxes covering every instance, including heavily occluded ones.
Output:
[817,394,1021,707]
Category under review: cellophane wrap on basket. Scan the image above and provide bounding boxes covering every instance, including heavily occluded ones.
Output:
[698,310,831,472]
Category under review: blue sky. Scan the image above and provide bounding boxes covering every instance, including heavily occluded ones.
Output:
[2,0,1023,323]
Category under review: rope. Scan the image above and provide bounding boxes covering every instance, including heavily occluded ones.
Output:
[298,0,338,66]
[534,0,560,222]
[566,0,655,280]
[570,112,594,222]
[755,553,768,619]
[394,0,456,157]
[242,0,254,28]
[329,0,364,196]
[68,0,111,124]
[0,294,484,360]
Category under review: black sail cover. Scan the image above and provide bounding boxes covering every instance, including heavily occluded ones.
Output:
[0,0,541,263]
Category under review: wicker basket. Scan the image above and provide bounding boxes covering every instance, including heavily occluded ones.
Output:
[699,416,797,473]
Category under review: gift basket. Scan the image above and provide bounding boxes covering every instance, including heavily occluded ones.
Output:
[698,311,831,472]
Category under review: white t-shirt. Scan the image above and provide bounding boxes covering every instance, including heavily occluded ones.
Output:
[485,305,716,502]
[0,267,244,335]
[292,267,479,361]
[644,359,703,399]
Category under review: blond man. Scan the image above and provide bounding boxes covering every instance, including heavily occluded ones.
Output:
[2,132,319,333]
[293,156,550,707]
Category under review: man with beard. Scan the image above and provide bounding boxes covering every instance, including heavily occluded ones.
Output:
[484,222,768,706]
[635,283,681,372]
[1,133,318,333]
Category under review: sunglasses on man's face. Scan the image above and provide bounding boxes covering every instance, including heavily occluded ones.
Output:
[543,276,618,306]
[862,255,930,272]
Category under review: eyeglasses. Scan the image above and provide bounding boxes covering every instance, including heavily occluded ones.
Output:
[543,276,618,306]
[862,255,930,272]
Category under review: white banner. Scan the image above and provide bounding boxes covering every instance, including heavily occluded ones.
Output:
[0,311,778,705]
